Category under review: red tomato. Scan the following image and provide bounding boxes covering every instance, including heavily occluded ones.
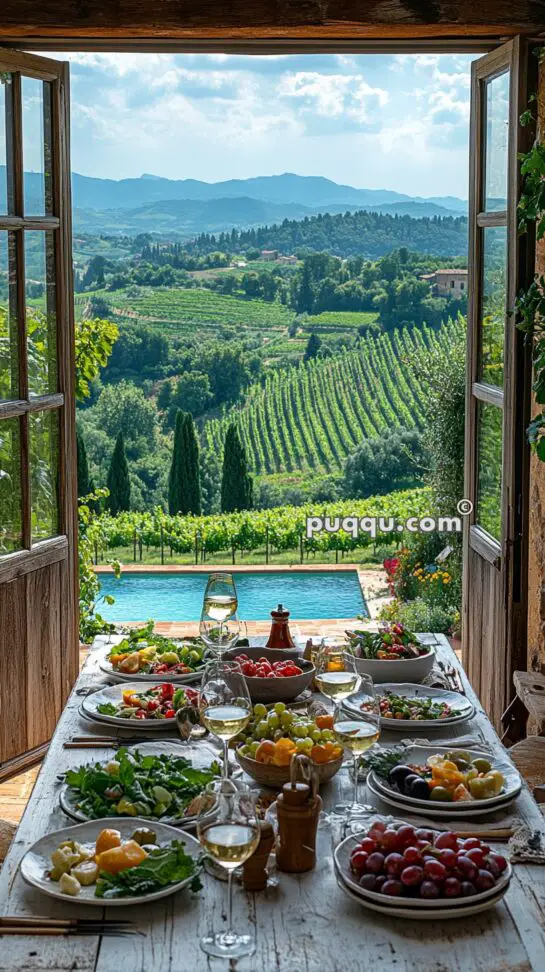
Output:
[164,709,176,718]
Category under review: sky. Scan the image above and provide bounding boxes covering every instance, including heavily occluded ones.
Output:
[44,52,476,199]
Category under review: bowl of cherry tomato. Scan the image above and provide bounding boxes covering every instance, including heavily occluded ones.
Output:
[223,647,315,703]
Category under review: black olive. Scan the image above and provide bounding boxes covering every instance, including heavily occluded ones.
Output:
[400,773,420,794]
[388,765,414,788]
[409,778,431,800]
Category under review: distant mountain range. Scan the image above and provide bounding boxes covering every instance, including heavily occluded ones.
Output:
[0,168,475,238]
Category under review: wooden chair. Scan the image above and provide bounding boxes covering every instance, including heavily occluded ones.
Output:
[508,737,545,805]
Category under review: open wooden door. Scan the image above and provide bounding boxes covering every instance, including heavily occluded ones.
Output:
[463,38,534,731]
[0,50,77,777]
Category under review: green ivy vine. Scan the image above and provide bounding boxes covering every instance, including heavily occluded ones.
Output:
[517,84,545,460]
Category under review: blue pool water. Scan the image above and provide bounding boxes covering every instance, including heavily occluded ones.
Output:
[97,570,367,622]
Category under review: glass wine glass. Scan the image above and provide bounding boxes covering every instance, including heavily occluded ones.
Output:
[200,660,252,779]
[197,779,259,960]
[331,672,380,819]
[314,643,361,703]
[200,572,242,657]
[199,616,247,658]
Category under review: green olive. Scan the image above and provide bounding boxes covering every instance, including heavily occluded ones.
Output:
[131,827,157,845]
[429,786,453,802]
[471,757,492,774]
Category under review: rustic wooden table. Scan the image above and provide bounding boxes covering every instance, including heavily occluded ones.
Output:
[1,633,545,972]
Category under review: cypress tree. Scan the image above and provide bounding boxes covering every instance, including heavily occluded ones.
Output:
[221,423,253,513]
[106,431,131,514]
[169,411,202,515]
[303,332,321,362]
[76,426,90,498]
[168,409,185,515]
[183,413,201,515]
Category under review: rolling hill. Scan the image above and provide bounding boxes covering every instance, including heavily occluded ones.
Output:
[203,320,462,476]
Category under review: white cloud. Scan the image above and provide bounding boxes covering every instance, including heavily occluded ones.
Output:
[42,52,475,196]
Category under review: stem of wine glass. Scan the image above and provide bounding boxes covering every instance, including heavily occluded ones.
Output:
[222,739,230,779]
[352,753,359,809]
[226,869,234,938]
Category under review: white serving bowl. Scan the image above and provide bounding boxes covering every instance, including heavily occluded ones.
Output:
[352,647,436,684]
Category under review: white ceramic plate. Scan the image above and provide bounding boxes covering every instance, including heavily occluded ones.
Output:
[366,774,516,820]
[344,683,474,731]
[334,831,511,910]
[82,682,193,730]
[368,744,522,813]
[59,740,232,828]
[20,817,201,907]
[336,873,509,920]
[99,646,203,686]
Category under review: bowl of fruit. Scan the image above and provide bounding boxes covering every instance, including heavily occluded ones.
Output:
[345,624,435,683]
[223,647,315,703]
[234,703,343,787]
[334,817,511,918]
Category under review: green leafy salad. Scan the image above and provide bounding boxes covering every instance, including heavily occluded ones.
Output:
[95,840,203,900]
[64,748,220,821]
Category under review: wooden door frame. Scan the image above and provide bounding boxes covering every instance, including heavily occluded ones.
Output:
[0,49,77,776]
[462,38,535,724]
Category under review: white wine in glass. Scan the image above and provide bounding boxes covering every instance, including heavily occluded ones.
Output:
[200,660,251,778]
[201,703,251,740]
[203,573,238,621]
[197,780,259,960]
[332,672,380,820]
[314,646,361,702]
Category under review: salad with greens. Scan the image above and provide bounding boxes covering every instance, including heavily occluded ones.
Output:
[95,840,203,899]
[106,621,207,677]
[64,748,220,821]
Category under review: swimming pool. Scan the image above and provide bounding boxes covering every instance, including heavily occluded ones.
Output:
[96,570,367,622]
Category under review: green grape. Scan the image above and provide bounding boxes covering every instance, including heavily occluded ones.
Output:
[274,702,286,715]
[280,711,294,728]
[293,725,309,738]
[320,729,334,741]
[255,720,270,739]
[300,738,313,752]
[249,741,260,757]
[309,728,322,742]
[240,745,250,756]
[267,714,280,730]
[253,703,267,719]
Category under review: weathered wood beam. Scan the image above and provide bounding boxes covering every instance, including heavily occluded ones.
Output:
[0,0,544,41]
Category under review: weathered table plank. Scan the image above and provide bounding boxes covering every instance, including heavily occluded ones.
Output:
[1,634,545,971]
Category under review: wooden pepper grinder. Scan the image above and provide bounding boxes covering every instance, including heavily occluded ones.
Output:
[276,755,322,873]
[266,603,295,650]
[242,820,275,891]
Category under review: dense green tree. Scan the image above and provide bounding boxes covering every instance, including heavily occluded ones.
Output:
[93,380,158,454]
[303,332,321,362]
[221,423,253,513]
[76,427,90,498]
[106,431,131,513]
[296,261,313,314]
[183,413,201,515]
[168,410,186,515]
[344,428,425,499]
[159,372,213,427]
[422,326,466,516]
[168,411,201,515]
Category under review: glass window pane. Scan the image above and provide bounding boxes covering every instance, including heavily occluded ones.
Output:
[480,226,506,387]
[0,417,22,553]
[26,231,57,397]
[484,71,509,211]
[30,408,59,543]
[22,77,53,216]
[476,402,503,541]
[0,73,9,215]
[0,231,18,401]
